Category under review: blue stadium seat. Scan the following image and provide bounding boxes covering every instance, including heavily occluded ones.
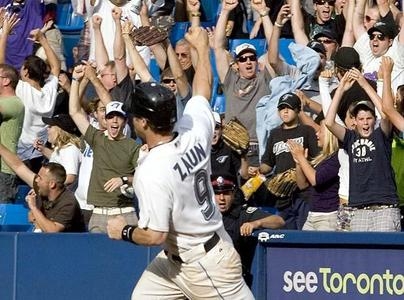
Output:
[0,204,30,227]
[211,78,225,114]
[228,38,267,58]
[169,22,189,46]
[149,58,161,82]
[56,3,84,32]
[15,185,30,205]
[200,0,220,22]
[278,38,296,66]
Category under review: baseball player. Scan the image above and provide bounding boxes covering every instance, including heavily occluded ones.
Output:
[107,26,254,299]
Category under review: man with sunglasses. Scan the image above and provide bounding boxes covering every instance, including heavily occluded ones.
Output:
[353,20,404,91]
[215,0,272,167]
[313,29,339,60]
[303,0,345,44]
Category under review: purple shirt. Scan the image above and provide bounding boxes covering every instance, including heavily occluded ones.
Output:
[0,0,44,69]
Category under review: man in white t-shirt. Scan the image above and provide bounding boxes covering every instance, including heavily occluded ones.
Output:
[107,26,253,299]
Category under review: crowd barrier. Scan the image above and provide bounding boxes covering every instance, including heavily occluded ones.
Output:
[1,230,403,299]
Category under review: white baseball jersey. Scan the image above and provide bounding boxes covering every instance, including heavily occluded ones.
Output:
[135,95,228,254]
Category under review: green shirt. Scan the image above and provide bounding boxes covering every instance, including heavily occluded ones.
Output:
[84,125,140,207]
[0,96,24,174]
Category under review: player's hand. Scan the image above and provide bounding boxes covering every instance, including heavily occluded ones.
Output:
[72,64,85,81]
[251,0,269,15]
[2,12,20,35]
[107,215,127,240]
[104,177,124,193]
[240,222,255,236]
[27,28,45,44]
[379,56,394,80]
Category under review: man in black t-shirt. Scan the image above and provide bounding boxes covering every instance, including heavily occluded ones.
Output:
[212,175,285,288]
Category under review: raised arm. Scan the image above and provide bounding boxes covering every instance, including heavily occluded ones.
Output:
[0,144,35,187]
[185,26,212,100]
[83,62,112,106]
[69,65,91,135]
[250,0,273,65]
[214,1,238,83]
[381,56,402,130]
[187,0,201,28]
[341,0,355,47]
[112,6,129,83]
[29,29,61,77]
[166,42,190,97]
[325,72,354,141]
[121,20,152,82]
[92,15,109,71]
[0,12,19,64]
[290,0,309,45]
[268,4,292,74]
[352,0,367,40]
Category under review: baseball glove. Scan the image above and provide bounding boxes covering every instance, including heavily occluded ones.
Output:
[222,117,250,155]
[266,168,297,198]
[129,26,168,46]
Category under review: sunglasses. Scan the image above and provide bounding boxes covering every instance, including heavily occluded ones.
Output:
[238,55,257,63]
[317,39,335,44]
[315,0,335,5]
[369,33,386,41]
[162,78,176,84]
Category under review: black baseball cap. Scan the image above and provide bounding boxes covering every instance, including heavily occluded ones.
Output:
[277,93,301,111]
[42,114,80,136]
[352,100,375,117]
[368,22,396,39]
[307,40,326,55]
[334,47,361,70]
[313,29,338,42]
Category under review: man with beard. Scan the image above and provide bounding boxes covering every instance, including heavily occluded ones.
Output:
[0,143,84,232]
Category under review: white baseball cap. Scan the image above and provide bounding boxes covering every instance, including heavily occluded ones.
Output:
[105,101,126,118]
[234,43,257,57]
[213,112,221,126]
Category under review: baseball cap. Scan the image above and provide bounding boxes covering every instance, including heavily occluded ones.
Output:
[234,43,257,58]
[313,29,338,42]
[352,100,375,116]
[333,47,361,70]
[211,176,236,193]
[307,40,326,55]
[277,93,301,110]
[367,22,396,39]
[213,111,221,126]
[105,101,126,118]
[42,114,80,136]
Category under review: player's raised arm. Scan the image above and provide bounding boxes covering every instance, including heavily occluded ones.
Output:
[185,26,212,100]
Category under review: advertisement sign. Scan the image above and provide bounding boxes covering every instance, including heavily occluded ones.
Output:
[267,247,404,299]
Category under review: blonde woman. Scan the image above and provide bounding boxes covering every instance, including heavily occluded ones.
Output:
[33,114,81,188]
[287,120,340,231]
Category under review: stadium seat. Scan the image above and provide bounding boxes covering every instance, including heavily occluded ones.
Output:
[15,185,30,205]
[278,38,296,66]
[211,78,225,114]
[169,22,189,46]
[149,58,161,82]
[200,0,220,22]
[56,3,84,32]
[0,204,30,227]
[228,38,267,58]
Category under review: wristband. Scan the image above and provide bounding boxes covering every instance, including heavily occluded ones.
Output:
[189,12,201,17]
[121,225,137,243]
[274,22,284,28]
[121,176,129,185]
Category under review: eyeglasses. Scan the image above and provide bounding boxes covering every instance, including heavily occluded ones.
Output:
[176,52,189,58]
[162,78,176,84]
[315,0,335,5]
[317,39,335,44]
[369,33,386,41]
[238,55,257,63]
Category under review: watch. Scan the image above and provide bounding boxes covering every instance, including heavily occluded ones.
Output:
[121,176,128,185]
